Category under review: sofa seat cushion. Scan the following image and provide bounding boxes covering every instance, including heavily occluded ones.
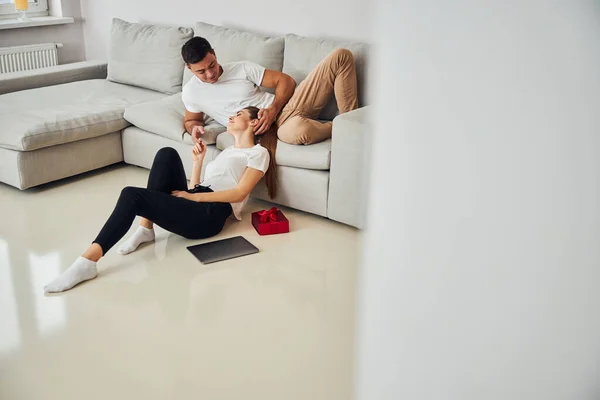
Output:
[0,79,166,151]
[124,93,227,145]
[216,132,331,170]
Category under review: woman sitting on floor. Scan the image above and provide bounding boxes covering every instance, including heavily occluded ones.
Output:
[44,106,277,293]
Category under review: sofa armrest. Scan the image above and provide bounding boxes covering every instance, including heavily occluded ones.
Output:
[328,106,371,228]
[0,60,108,95]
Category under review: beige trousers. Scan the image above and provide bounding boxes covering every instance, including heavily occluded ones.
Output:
[276,48,359,145]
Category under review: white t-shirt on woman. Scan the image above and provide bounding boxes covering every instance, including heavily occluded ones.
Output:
[201,144,270,220]
[182,61,275,127]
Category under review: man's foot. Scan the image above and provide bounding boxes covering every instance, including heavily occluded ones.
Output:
[44,257,98,293]
[117,226,155,255]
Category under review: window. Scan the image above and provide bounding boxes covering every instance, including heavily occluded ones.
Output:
[0,0,49,19]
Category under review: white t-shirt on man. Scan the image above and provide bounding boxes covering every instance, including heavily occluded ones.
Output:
[182,61,275,126]
[201,144,270,220]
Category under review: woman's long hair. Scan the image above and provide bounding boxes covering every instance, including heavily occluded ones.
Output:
[244,106,278,199]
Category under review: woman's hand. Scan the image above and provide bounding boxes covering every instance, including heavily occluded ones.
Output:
[171,190,193,200]
[191,140,206,163]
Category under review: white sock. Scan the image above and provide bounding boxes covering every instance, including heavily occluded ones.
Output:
[44,257,98,293]
[117,226,155,255]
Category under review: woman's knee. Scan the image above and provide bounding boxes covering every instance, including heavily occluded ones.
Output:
[155,147,179,162]
[120,186,143,200]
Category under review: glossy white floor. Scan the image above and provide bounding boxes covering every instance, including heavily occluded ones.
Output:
[0,164,359,400]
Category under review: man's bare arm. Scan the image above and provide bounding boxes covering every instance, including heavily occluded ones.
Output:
[184,110,205,142]
[255,70,296,134]
[260,70,296,114]
[184,110,205,133]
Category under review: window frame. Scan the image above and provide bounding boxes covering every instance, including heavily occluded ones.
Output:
[0,0,49,19]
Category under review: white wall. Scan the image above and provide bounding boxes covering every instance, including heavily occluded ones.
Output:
[80,0,372,61]
[0,0,85,64]
[357,1,600,399]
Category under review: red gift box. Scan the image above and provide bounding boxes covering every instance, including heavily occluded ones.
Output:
[252,207,289,235]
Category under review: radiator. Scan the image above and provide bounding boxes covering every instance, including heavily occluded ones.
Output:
[0,43,62,74]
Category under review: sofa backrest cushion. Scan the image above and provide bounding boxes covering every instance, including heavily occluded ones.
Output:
[108,18,193,94]
[283,34,370,120]
[124,94,226,145]
[184,22,284,85]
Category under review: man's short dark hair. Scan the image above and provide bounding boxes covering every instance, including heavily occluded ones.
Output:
[181,37,214,64]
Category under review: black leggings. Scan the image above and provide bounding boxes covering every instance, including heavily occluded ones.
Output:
[93,147,232,254]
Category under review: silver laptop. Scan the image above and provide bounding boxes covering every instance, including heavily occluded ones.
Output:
[186,236,259,264]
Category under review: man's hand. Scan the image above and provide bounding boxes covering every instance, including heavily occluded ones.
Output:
[171,190,193,200]
[191,125,206,143]
[254,107,278,135]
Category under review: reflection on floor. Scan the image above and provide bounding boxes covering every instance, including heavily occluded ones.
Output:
[0,164,360,400]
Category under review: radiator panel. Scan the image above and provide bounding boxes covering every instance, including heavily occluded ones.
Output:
[0,43,60,73]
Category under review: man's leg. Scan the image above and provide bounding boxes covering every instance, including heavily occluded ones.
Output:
[277,48,359,144]
[278,116,333,145]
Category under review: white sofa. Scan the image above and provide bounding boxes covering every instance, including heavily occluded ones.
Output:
[0,19,369,228]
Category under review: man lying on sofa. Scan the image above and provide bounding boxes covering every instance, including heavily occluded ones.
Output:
[181,37,358,146]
